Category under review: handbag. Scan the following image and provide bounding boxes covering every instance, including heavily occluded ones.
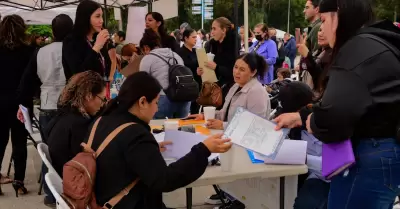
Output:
[196,82,223,108]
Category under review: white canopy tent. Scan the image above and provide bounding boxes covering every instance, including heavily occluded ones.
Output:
[0,0,133,10]
[0,6,77,24]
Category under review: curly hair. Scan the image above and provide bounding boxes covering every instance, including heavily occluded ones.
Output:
[58,71,106,116]
[0,15,28,49]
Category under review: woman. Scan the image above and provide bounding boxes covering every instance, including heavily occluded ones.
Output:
[275,0,400,208]
[139,29,190,119]
[62,0,112,80]
[46,71,106,177]
[266,68,292,97]
[249,23,278,84]
[297,28,332,99]
[200,17,239,100]
[193,53,270,130]
[239,26,254,55]
[0,15,36,196]
[145,12,178,52]
[89,71,231,209]
[197,29,208,48]
[178,29,201,114]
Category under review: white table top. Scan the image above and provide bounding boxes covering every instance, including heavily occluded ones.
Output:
[150,120,308,188]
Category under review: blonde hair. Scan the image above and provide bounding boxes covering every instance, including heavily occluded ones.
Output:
[213,17,232,31]
[58,71,106,116]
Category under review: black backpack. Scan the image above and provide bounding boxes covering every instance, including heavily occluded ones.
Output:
[150,52,199,102]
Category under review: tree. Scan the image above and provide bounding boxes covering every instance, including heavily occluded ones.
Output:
[26,25,52,37]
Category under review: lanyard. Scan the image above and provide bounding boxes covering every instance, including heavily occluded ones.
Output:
[86,40,106,72]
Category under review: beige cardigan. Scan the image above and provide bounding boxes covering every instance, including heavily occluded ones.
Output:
[216,78,271,123]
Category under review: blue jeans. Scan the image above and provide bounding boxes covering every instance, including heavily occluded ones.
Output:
[39,112,57,204]
[154,95,190,119]
[294,178,330,209]
[328,138,400,209]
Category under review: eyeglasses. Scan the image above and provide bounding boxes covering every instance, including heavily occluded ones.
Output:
[97,95,108,104]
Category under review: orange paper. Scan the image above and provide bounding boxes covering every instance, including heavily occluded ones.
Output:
[194,125,211,135]
[179,120,205,126]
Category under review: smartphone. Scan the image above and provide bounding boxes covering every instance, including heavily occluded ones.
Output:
[295,28,301,44]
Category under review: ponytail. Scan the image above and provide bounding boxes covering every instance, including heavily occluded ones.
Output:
[237,52,268,80]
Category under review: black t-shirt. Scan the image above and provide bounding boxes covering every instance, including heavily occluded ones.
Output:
[224,87,242,121]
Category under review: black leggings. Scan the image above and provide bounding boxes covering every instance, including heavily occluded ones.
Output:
[0,106,28,181]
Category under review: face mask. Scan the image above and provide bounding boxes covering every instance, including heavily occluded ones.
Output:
[255,34,263,41]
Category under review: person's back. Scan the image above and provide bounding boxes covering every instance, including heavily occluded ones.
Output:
[0,45,35,106]
[37,42,66,110]
[140,48,184,91]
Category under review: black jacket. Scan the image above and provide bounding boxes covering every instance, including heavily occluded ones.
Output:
[89,112,210,209]
[178,45,201,85]
[0,44,35,108]
[62,34,108,80]
[307,20,400,143]
[207,30,239,88]
[46,108,93,176]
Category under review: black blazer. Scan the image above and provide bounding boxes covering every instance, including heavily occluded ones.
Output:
[178,45,201,85]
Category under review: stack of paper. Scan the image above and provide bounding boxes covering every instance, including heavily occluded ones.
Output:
[19,105,33,134]
[156,130,219,162]
[224,107,289,159]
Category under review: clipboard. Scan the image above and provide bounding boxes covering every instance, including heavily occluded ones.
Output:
[121,55,143,77]
[196,48,218,83]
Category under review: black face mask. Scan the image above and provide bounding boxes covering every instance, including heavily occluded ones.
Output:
[255,34,263,41]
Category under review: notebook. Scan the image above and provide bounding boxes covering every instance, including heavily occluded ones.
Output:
[322,139,355,179]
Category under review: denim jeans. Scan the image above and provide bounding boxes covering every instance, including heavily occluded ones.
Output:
[154,95,190,119]
[294,178,330,209]
[39,111,57,203]
[328,138,400,209]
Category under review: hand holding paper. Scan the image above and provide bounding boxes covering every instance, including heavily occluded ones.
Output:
[19,105,33,134]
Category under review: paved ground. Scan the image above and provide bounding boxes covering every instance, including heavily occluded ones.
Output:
[0,141,216,209]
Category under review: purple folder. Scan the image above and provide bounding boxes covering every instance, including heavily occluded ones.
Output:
[322,139,355,179]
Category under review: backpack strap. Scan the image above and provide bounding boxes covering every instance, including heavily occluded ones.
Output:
[103,178,140,209]
[149,52,178,66]
[358,34,400,59]
[95,122,135,157]
[82,117,102,152]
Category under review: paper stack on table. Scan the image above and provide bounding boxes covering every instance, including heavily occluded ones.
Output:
[161,130,218,162]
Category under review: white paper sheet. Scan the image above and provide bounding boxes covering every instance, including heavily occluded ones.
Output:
[263,140,307,165]
[19,105,33,134]
[224,107,289,158]
[306,154,322,172]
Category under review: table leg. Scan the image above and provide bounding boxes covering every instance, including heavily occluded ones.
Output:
[186,188,192,209]
[280,177,285,209]
[212,184,228,207]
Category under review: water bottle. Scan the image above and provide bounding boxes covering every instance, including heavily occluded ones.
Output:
[110,84,118,99]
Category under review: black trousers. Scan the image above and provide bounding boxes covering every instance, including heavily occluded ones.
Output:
[0,106,28,181]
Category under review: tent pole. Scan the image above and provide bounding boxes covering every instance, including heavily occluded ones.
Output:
[234,0,239,56]
[148,0,152,12]
[104,0,108,28]
[244,0,249,52]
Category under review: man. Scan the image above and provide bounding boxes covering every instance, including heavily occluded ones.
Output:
[113,31,126,55]
[304,0,321,54]
[284,33,297,69]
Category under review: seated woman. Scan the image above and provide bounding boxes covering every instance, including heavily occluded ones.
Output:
[139,29,190,119]
[46,71,106,176]
[266,68,292,96]
[88,71,232,209]
[193,52,271,130]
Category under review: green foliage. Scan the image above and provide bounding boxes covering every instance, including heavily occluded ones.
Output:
[26,25,52,37]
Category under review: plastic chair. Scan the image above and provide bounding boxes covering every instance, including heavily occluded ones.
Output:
[45,172,69,209]
[37,142,60,194]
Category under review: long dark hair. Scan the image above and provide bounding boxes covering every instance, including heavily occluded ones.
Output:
[237,53,268,81]
[182,29,195,42]
[102,72,162,116]
[52,14,74,42]
[146,12,168,38]
[139,28,161,50]
[0,15,28,49]
[73,0,102,38]
[322,0,374,61]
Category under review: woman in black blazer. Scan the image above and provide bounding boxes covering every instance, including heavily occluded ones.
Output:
[62,0,112,80]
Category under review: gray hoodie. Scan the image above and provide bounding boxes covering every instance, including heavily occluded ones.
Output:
[139,48,184,94]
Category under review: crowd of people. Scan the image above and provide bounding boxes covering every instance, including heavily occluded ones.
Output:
[0,0,399,209]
